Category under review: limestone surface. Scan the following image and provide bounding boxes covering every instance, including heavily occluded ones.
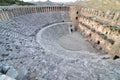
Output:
[0,10,120,80]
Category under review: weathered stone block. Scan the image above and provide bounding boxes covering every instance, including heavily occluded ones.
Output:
[0,75,15,80]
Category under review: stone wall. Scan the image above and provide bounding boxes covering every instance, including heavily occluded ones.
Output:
[1,5,120,59]
[0,6,69,22]
[70,6,120,59]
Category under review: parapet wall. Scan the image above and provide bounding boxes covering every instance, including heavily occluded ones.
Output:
[0,6,69,22]
[70,6,120,59]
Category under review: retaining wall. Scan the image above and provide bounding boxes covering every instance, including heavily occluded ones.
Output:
[70,6,120,59]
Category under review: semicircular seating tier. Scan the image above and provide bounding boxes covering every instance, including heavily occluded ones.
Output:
[0,7,120,80]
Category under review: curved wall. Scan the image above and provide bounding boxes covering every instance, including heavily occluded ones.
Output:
[36,22,71,52]
[1,11,70,36]
[0,6,69,22]
[0,7,71,64]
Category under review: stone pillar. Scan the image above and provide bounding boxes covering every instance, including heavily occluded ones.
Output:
[55,6,56,11]
[41,7,43,12]
[46,7,48,12]
[1,10,7,21]
[6,9,11,19]
[64,7,66,11]
[38,7,40,12]
[0,10,2,22]
[65,7,67,11]
[36,7,39,13]
[42,7,44,12]
[31,7,33,13]
[34,7,36,13]
[45,7,47,12]
[5,10,10,20]
[30,7,32,13]
[56,6,58,11]
[49,7,51,11]
[27,7,29,14]
[53,7,54,11]
[23,7,26,15]
[51,7,52,11]
[24,7,27,15]
[15,8,18,17]
[1,12,4,21]
[15,8,18,16]
[40,7,42,12]
[17,8,20,16]
[10,9,14,18]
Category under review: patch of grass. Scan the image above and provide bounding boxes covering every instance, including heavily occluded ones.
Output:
[15,1,34,5]
[0,3,10,6]
[0,1,34,6]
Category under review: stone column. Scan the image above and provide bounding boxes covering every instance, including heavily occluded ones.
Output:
[1,10,7,21]
[0,10,3,22]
